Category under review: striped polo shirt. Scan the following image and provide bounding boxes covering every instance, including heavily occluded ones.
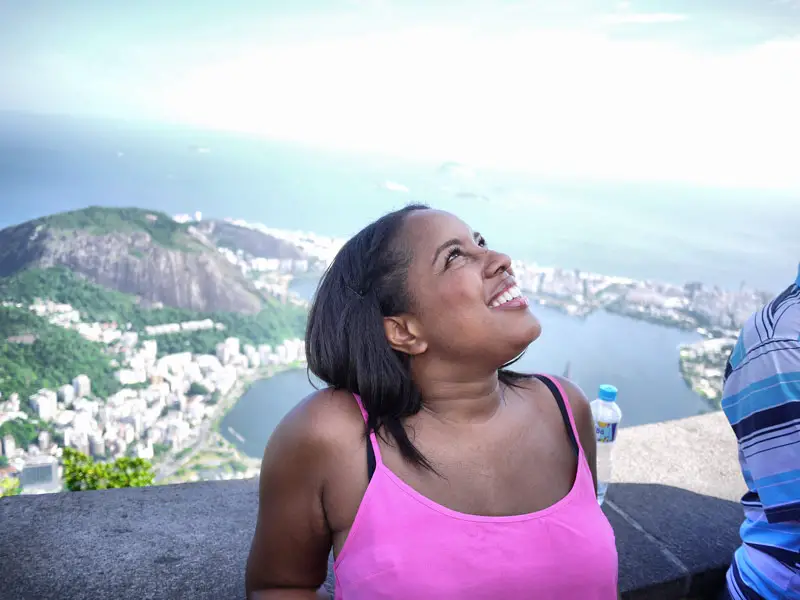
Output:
[722,264,800,599]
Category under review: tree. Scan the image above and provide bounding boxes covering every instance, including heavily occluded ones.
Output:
[188,382,210,396]
[0,477,21,497]
[152,443,170,459]
[0,455,8,468]
[62,447,154,492]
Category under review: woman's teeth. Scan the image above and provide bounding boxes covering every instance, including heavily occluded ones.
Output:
[490,285,523,307]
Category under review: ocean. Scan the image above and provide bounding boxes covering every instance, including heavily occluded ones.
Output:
[1,111,798,293]
[1,111,797,458]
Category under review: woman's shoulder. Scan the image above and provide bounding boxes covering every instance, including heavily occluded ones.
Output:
[513,374,593,426]
[265,387,366,463]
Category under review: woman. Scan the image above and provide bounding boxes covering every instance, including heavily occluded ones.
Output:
[246,204,619,599]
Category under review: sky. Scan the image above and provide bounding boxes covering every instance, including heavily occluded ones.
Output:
[1,0,799,189]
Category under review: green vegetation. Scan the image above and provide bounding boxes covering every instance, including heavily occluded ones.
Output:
[0,305,121,405]
[0,267,307,356]
[175,447,192,461]
[38,206,200,251]
[0,418,40,449]
[152,443,170,459]
[0,417,64,450]
[62,447,154,491]
[230,460,248,473]
[188,382,210,396]
[0,477,21,497]
[150,301,307,357]
[0,456,8,468]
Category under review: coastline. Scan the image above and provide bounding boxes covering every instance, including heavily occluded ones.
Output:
[155,363,305,484]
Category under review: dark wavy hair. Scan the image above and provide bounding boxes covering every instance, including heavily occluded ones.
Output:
[306,204,529,471]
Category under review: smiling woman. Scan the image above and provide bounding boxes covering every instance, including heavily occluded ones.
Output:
[245,204,619,599]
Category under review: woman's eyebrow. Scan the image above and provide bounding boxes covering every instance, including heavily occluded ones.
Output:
[432,238,461,264]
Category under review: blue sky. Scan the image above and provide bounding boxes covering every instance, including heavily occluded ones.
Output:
[1,0,799,188]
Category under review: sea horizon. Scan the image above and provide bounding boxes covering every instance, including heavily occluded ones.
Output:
[1,111,798,295]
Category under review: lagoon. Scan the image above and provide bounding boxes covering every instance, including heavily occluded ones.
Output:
[221,305,708,459]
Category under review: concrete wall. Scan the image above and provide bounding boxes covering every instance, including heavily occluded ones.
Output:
[0,412,745,600]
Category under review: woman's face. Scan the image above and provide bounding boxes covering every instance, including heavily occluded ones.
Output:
[400,209,542,366]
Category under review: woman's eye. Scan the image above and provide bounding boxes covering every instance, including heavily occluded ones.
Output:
[445,248,463,266]
[476,236,487,248]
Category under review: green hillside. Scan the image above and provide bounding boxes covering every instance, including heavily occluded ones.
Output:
[36,206,200,251]
[0,305,122,405]
[0,267,307,356]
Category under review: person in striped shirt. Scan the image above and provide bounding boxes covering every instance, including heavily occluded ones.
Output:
[720,264,800,599]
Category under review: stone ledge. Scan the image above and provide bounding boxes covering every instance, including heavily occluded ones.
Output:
[0,412,746,600]
[609,411,746,599]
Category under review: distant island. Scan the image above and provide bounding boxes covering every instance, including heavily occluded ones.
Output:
[0,205,761,495]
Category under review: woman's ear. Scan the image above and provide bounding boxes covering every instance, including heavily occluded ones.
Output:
[384,315,428,356]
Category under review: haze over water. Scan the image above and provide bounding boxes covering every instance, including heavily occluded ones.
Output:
[2,112,798,294]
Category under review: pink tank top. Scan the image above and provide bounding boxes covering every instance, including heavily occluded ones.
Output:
[333,375,619,599]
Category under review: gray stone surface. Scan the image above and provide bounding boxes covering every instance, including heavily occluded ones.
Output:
[0,412,748,600]
[603,503,687,600]
[0,480,259,600]
[608,411,747,598]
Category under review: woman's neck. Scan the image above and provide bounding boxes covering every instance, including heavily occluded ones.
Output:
[412,365,505,425]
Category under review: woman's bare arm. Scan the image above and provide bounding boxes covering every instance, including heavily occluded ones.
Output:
[245,398,334,599]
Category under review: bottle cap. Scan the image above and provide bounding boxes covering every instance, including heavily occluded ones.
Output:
[598,384,618,402]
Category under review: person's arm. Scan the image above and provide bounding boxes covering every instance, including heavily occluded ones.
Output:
[723,338,800,524]
[555,376,598,493]
[245,398,334,599]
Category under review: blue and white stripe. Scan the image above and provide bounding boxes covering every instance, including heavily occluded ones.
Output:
[722,265,800,600]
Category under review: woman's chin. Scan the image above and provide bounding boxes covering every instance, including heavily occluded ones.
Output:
[518,312,542,344]
[496,322,542,367]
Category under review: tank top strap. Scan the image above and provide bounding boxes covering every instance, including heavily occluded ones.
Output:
[352,394,383,475]
[533,375,580,457]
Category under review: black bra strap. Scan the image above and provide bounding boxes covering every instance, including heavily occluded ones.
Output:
[533,374,579,457]
[366,432,376,481]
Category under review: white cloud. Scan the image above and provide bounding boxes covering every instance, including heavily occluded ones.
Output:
[157,26,800,190]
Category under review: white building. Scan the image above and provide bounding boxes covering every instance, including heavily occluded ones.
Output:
[141,340,158,362]
[19,454,60,492]
[135,440,154,460]
[120,331,139,348]
[2,434,16,457]
[195,354,223,374]
[89,434,106,458]
[258,345,273,364]
[73,375,91,398]
[57,384,76,406]
[116,369,147,386]
[29,390,58,421]
[4,393,20,413]
[243,344,261,369]
[216,337,241,365]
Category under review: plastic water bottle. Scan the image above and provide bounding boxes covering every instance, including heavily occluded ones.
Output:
[590,384,622,506]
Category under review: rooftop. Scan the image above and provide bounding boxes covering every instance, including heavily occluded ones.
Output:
[0,411,745,599]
